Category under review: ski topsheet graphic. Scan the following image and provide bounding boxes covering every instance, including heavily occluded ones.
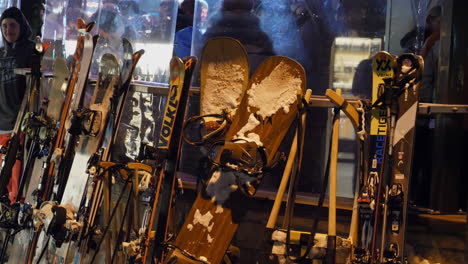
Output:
[361,51,396,264]
[165,56,305,264]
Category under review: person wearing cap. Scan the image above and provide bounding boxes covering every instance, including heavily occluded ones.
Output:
[0,6,35,203]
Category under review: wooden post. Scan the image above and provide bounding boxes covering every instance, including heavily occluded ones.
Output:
[327,88,341,264]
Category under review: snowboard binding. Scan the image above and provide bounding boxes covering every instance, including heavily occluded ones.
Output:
[207,139,268,196]
[68,108,102,137]
[41,202,82,247]
[182,113,232,146]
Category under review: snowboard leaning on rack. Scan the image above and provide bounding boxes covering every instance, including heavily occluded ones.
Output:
[379,54,423,264]
[47,52,119,263]
[164,55,305,264]
[182,37,250,148]
[72,40,146,264]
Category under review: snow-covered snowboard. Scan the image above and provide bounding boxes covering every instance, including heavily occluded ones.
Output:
[164,56,305,264]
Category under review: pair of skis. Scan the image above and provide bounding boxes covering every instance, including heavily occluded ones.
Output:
[121,55,197,263]
[354,52,423,264]
[163,37,306,264]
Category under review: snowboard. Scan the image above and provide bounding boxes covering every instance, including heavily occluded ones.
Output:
[380,54,423,264]
[47,53,119,263]
[183,37,249,146]
[164,56,305,264]
[70,42,146,263]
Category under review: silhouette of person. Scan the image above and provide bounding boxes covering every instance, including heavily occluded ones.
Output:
[0,7,35,203]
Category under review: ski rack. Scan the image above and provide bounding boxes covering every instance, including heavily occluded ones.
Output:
[18,74,468,116]
[114,82,468,209]
[126,82,468,115]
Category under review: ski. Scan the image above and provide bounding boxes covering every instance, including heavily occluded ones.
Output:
[164,55,305,264]
[118,55,197,264]
[379,54,423,264]
[351,51,396,264]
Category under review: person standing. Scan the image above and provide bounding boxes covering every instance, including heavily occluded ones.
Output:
[0,6,35,203]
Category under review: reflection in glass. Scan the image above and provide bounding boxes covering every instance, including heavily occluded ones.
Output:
[42,0,178,84]
[41,0,179,161]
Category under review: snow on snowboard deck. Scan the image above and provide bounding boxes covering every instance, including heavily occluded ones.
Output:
[165,56,305,264]
[200,37,249,121]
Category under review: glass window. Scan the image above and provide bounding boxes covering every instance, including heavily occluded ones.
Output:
[42,0,179,84]
[184,0,440,200]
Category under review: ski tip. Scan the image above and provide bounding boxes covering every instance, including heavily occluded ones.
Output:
[182,55,198,63]
[122,38,130,46]
[77,18,86,29]
[86,21,96,32]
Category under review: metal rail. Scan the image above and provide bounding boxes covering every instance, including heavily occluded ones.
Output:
[130,83,468,115]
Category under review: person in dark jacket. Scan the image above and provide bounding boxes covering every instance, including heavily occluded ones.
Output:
[0,6,35,203]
